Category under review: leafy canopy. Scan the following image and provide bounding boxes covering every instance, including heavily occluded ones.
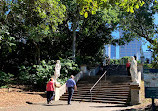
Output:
[34,0,66,32]
[77,0,145,18]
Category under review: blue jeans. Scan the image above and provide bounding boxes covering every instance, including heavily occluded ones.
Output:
[46,91,54,103]
[68,87,74,104]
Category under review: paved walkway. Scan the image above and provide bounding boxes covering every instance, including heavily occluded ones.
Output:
[0,101,141,111]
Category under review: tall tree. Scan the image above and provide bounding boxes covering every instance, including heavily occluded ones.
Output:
[61,0,145,60]
[118,0,158,67]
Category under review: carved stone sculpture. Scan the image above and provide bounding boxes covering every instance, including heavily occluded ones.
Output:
[130,56,138,84]
[54,60,61,80]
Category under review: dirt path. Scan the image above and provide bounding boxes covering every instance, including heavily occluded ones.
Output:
[0,88,46,108]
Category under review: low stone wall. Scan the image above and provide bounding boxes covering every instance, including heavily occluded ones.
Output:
[89,66,100,76]
[55,84,66,101]
[74,71,84,82]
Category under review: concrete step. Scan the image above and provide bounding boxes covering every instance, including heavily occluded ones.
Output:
[59,98,127,104]
[77,86,130,89]
[78,86,130,89]
[77,89,129,91]
[77,82,131,85]
[60,96,127,102]
[63,91,129,95]
[62,93,129,97]
[76,89,129,92]
[74,89,130,92]
[61,94,128,99]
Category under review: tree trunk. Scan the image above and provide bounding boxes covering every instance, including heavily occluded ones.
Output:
[33,41,40,64]
[72,17,77,61]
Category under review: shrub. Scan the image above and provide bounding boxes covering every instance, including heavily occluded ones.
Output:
[33,60,54,89]
[57,77,68,85]
[76,56,102,67]
[60,59,80,79]
[0,71,13,87]
[18,66,34,84]
[121,56,130,64]
[18,59,80,89]
[18,60,54,89]
[144,64,153,69]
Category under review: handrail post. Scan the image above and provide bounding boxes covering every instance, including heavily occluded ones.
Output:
[90,91,92,102]
[100,80,101,89]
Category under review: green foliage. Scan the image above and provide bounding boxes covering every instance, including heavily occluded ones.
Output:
[0,71,13,87]
[33,60,54,88]
[109,59,119,65]
[76,55,102,67]
[78,0,145,18]
[144,64,153,69]
[149,40,158,68]
[110,56,131,65]
[57,77,68,85]
[59,59,80,79]
[18,66,36,84]
[0,25,16,51]
[18,60,54,88]
[18,59,79,89]
[34,0,66,32]
[121,56,131,63]
[0,85,9,88]
[102,5,120,24]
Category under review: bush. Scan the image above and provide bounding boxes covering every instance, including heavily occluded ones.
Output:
[60,59,80,79]
[33,60,54,89]
[18,60,54,89]
[121,56,130,64]
[18,66,34,84]
[144,64,153,69]
[110,59,120,65]
[57,77,68,85]
[0,71,13,87]
[76,56,102,67]
[18,59,80,89]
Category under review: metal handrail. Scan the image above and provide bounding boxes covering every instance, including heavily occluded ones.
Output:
[90,71,107,102]
[89,64,120,102]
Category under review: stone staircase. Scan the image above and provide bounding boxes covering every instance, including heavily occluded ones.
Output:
[60,75,131,105]
[103,65,128,76]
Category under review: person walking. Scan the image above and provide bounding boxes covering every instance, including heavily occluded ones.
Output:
[46,78,56,104]
[66,75,77,105]
[126,59,131,76]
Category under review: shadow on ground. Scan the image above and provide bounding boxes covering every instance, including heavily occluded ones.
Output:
[24,92,47,99]
[26,101,66,107]
[90,104,128,108]
[43,104,66,106]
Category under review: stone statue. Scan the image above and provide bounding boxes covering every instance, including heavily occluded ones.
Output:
[54,60,61,80]
[130,56,138,84]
